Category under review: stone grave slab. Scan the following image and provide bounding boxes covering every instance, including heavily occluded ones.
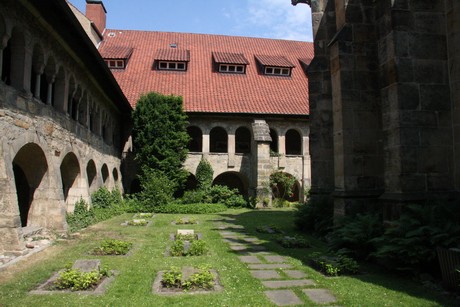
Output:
[238,255,261,263]
[263,255,287,263]
[72,259,100,272]
[249,264,293,270]
[177,229,194,235]
[284,270,307,279]
[264,290,303,306]
[250,270,281,279]
[303,289,337,304]
[262,279,315,288]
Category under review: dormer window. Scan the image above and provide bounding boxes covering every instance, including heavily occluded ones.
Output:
[154,48,190,71]
[100,46,133,70]
[255,54,295,77]
[213,52,249,74]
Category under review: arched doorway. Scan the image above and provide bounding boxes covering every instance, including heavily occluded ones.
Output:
[101,163,109,184]
[285,129,302,155]
[12,143,48,227]
[236,126,251,154]
[212,172,248,197]
[60,152,80,202]
[210,127,227,153]
[86,160,97,191]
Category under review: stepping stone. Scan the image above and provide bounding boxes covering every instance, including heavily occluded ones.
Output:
[263,255,287,263]
[262,279,315,289]
[303,289,337,304]
[229,245,248,251]
[242,237,259,243]
[239,256,261,263]
[284,270,307,279]
[250,270,281,279]
[264,290,303,306]
[249,264,293,270]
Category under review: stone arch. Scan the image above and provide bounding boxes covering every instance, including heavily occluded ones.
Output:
[270,128,278,154]
[30,43,45,100]
[187,126,202,152]
[285,129,302,155]
[86,159,97,192]
[270,172,300,202]
[112,167,119,183]
[101,163,109,184]
[53,66,66,112]
[210,126,228,153]
[212,171,249,198]
[60,152,81,205]
[5,27,26,88]
[236,126,251,154]
[12,143,48,227]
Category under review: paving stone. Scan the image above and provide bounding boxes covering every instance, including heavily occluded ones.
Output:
[264,290,303,306]
[238,256,261,263]
[242,237,260,243]
[303,289,337,304]
[250,270,282,279]
[229,244,249,251]
[262,279,315,288]
[283,270,307,279]
[263,255,287,263]
[249,264,293,269]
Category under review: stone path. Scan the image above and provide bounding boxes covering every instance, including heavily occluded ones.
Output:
[215,220,339,306]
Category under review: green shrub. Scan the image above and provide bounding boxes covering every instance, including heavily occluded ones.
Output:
[175,233,197,241]
[92,239,132,255]
[155,203,227,214]
[127,219,148,226]
[91,187,122,209]
[180,190,210,204]
[138,169,175,211]
[175,217,197,225]
[270,172,296,199]
[327,213,384,259]
[309,252,359,276]
[294,197,333,236]
[209,185,247,208]
[66,199,95,232]
[52,267,110,291]
[277,235,310,248]
[188,240,208,256]
[371,202,460,274]
[161,266,182,288]
[182,266,214,290]
[195,158,213,190]
[169,240,185,257]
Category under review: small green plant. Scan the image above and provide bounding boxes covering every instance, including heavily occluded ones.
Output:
[133,213,153,218]
[182,266,214,290]
[175,217,197,225]
[256,225,283,234]
[127,219,148,226]
[276,235,310,248]
[169,240,185,257]
[92,239,132,255]
[294,197,334,236]
[188,240,208,256]
[161,266,182,288]
[52,267,110,291]
[309,252,359,276]
[155,203,227,214]
[175,233,197,241]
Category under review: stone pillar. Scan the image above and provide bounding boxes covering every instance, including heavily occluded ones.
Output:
[202,133,210,153]
[252,119,272,207]
[33,73,41,99]
[278,133,286,169]
[228,133,235,167]
[46,76,55,105]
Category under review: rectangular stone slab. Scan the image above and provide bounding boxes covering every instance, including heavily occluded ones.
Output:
[250,270,282,279]
[238,256,262,263]
[264,290,303,306]
[249,264,293,269]
[262,279,315,288]
[177,229,194,235]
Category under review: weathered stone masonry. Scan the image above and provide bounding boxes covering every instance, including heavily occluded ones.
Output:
[0,0,131,254]
[299,0,460,217]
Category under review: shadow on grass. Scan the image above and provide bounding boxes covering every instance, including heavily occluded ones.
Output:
[214,209,459,307]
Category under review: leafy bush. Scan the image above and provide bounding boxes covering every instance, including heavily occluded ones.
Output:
[138,169,175,211]
[169,238,207,256]
[91,187,122,209]
[188,240,208,256]
[155,203,227,214]
[92,239,132,255]
[161,266,182,288]
[133,213,154,218]
[127,219,148,226]
[309,252,359,276]
[277,235,310,248]
[327,213,384,259]
[66,199,95,232]
[195,158,213,190]
[175,217,197,225]
[270,172,296,199]
[180,190,210,204]
[169,240,185,257]
[209,185,247,208]
[294,197,333,236]
[182,266,214,290]
[52,267,110,291]
[175,233,197,241]
[371,203,460,274]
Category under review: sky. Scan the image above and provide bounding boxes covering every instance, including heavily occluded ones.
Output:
[70,0,313,42]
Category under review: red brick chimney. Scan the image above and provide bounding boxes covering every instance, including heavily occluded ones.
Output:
[85,0,107,34]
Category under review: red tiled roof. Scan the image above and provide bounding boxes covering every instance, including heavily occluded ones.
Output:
[98,30,313,115]
[100,46,133,59]
[255,55,295,67]
[213,52,249,64]
[155,48,190,61]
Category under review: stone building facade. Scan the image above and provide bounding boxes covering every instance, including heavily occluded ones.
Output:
[0,0,131,253]
[295,0,460,217]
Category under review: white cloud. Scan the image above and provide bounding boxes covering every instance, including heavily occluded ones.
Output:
[245,0,313,41]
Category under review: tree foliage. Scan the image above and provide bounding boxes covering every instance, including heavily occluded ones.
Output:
[132,92,190,188]
[195,158,213,190]
[270,172,296,199]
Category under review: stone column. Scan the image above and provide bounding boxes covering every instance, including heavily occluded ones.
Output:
[278,133,286,169]
[46,76,55,105]
[252,119,272,207]
[202,133,210,153]
[228,133,235,167]
[33,70,42,99]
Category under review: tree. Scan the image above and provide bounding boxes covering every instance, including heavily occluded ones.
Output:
[195,158,213,190]
[270,172,296,200]
[132,92,190,190]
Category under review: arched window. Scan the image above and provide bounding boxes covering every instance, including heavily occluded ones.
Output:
[235,126,251,154]
[101,163,109,184]
[60,152,80,202]
[86,160,97,190]
[187,126,202,152]
[213,172,248,198]
[210,127,228,153]
[7,28,26,89]
[285,129,301,155]
[269,129,278,154]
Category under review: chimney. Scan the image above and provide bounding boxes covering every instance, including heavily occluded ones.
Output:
[85,0,107,34]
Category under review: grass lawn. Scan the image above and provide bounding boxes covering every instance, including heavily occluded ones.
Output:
[0,208,457,306]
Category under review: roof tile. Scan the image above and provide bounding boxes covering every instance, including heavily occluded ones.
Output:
[213,52,249,64]
[254,55,295,67]
[100,46,133,59]
[155,48,190,61]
